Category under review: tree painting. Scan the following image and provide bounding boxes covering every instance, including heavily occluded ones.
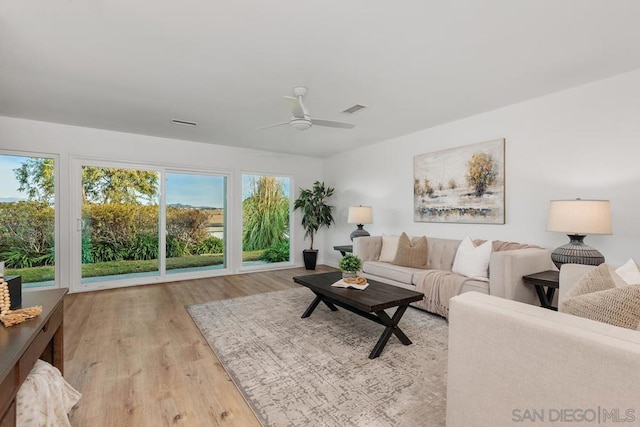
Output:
[466,152,497,197]
[413,178,422,197]
[413,139,505,224]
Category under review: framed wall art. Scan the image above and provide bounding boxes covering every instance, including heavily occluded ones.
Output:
[413,138,505,224]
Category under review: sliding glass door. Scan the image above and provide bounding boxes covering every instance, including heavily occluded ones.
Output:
[73,159,228,290]
[166,172,226,274]
[80,164,160,284]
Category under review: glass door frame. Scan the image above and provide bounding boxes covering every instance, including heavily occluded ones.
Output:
[70,158,231,293]
[164,169,229,276]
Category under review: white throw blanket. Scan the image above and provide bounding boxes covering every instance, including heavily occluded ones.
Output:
[16,360,82,427]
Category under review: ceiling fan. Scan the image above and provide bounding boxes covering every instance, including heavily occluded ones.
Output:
[258,87,355,131]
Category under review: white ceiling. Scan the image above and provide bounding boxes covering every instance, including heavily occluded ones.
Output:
[2,1,640,158]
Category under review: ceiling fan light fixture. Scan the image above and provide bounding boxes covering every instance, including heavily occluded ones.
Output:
[290,118,312,131]
[259,87,355,131]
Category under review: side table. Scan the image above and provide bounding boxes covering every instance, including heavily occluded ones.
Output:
[522,270,559,311]
[333,245,353,256]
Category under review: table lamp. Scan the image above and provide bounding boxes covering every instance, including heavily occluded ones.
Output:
[546,199,612,270]
[348,206,373,241]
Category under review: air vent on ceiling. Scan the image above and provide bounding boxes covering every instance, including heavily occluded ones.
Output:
[171,119,197,127]
[341,104,367,114]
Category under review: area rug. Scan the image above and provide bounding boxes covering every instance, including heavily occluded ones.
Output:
[186,287,448,427]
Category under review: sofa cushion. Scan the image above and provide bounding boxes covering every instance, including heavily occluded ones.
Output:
[460,279,490,294]
[562,285,640,330]
[392,233,428,269]
[379,235,400,262]
[561,263,640,330]
[615,259,640,285]
[362,261,423,285]
[564,263,615,300]
[451,237,492,280]
[427,238,461,271]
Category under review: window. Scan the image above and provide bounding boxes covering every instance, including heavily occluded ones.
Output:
[0,154,56,288]
[241,174,291,266]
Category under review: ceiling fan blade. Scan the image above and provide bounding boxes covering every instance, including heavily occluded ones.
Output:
[311,119,355,129]
[257,122,289,130]
[283,96,304,118]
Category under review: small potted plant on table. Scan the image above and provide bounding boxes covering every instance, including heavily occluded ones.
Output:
[338,254,362,279]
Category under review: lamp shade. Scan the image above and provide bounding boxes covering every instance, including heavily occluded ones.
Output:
[348,206,373,225]
[546,199,612,235]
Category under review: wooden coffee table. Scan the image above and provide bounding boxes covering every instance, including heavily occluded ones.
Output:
[293,271,424,359]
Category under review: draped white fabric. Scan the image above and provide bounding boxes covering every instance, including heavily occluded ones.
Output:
[16,360,81,427]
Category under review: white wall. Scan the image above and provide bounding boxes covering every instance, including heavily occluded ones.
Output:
[323,69,640,268]
[0,116,324,288]
[3,67,640,286]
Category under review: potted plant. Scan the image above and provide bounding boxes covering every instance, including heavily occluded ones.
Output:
[338,254,362,278]
[293,181,335,270]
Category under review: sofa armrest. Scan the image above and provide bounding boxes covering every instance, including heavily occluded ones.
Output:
[352,236,382,261]
[489,248,554,305]
[446,292,640,427]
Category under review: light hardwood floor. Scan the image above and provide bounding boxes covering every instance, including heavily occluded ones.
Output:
[64,265,336,426]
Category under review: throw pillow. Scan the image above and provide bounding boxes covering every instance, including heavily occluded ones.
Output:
[451,237,492,280]
[392,233,428,269]
[615,259,640,285]
[379,235,401,262]
[563,263,615,301]
[562,285,640,330]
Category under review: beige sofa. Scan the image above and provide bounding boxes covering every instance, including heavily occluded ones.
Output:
[446,264,640,427]
[353,235,552,314]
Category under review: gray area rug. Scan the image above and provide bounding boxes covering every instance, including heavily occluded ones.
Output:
[187,287,448,427]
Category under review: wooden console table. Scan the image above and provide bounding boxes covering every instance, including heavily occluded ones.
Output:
[0,288,67,426]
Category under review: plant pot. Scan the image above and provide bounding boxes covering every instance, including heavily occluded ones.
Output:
[303,249,318,270]
[342,272,357,279]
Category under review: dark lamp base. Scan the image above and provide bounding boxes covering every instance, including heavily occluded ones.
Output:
[551,234,605,270]
[350,224,370,241]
